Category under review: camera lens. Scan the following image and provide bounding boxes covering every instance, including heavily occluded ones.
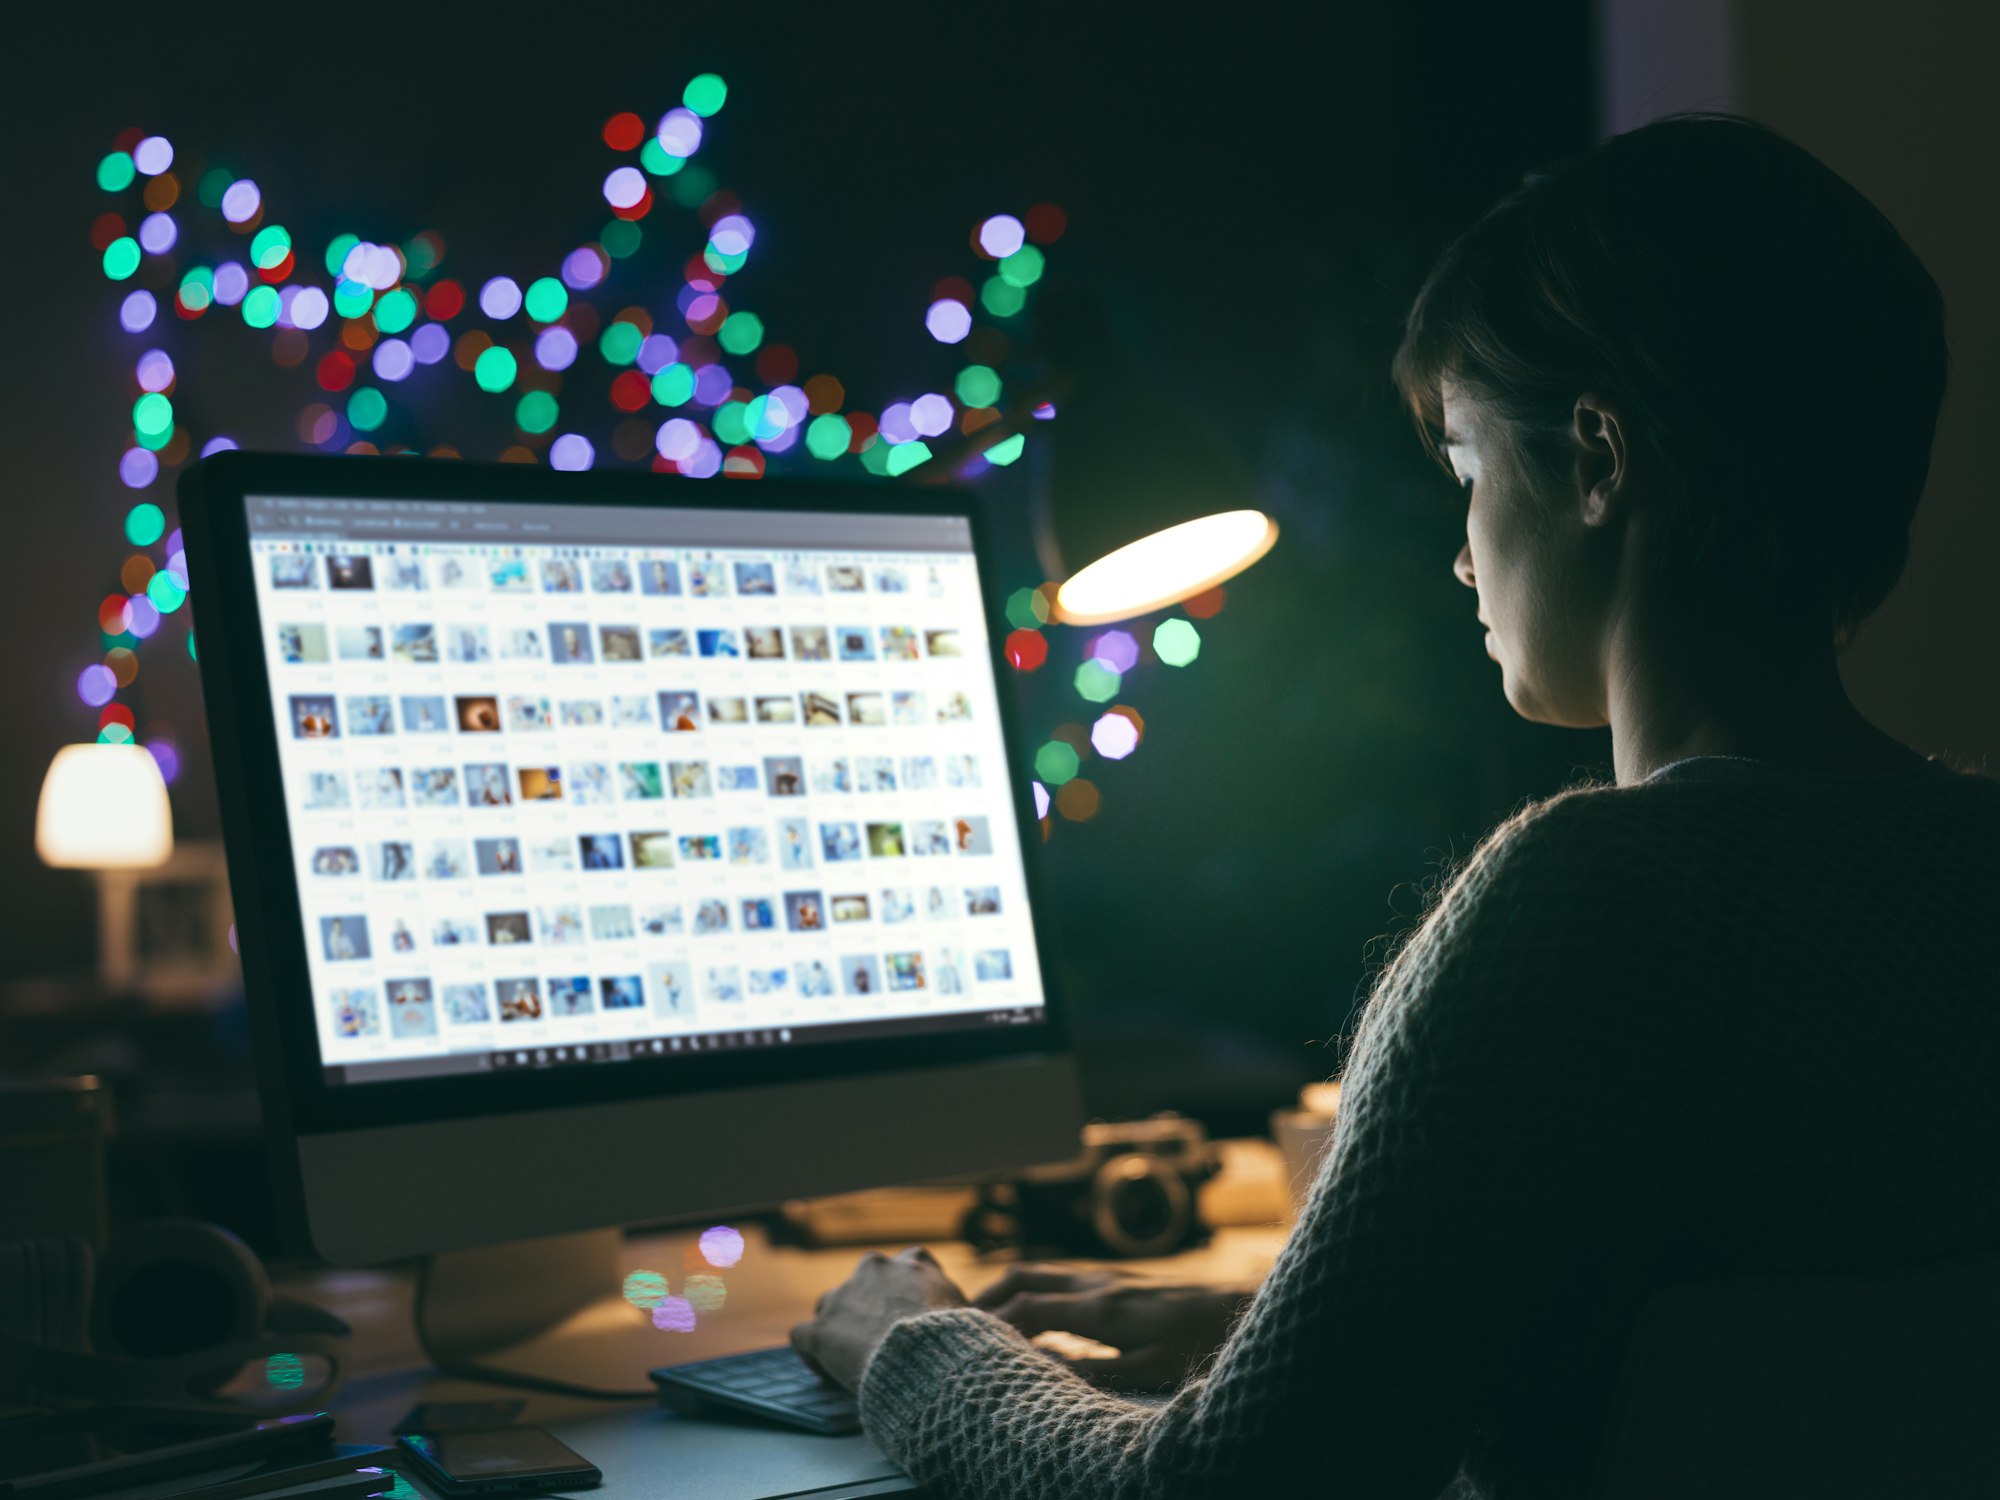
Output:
[1089,1154,1191,1258]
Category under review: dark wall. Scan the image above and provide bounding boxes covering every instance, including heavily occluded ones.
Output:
[2,9,1602,1128]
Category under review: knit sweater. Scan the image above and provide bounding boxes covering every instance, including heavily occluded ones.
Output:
[857,754,2000,1499]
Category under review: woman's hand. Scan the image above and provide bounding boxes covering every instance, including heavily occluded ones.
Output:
[973,1264,1257,1393]
[791,1246,970,1391]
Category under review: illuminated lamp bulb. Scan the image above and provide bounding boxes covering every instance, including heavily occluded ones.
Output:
[1052,511,1277,626]
[35,744,174,869]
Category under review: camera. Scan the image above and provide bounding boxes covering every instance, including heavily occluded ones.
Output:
[960,1112,1223,1259]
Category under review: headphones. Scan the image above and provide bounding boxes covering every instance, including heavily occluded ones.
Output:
[0,1219,348,1416]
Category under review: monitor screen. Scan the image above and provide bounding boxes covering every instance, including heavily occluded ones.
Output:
[239,489,1046,1087]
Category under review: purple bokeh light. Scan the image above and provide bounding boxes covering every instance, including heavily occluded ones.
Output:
[656,108,703,157]
[135,350,174,393]
[220,179,261,224]
[118,448,158,488]
[692,364,733,406]
[291,286,330,330]
[1091,712,1141,760]
[698,1226,746,1267]
[77,665,117,707]
[1090,629,1140,673]
[651,1297,697,1333]
[910,394,953,437]
[561,246,606,290]
[137,212,177,255]
[655,418,701,461]
[534,326,579,372]
[147,740,181,784]
[603,166,647,209]
[682,438,723,479]
[409,323,449,364]
[479,276,522,320]
[372,338,414,382]
[978,214,1026,258]
[119,289,156,333]
[133,136,174,175]
[212,262,250,307]
[636,333,678,374]
[879,403,918,444]
[925,298,971,344]
[549,434,595,471]
[200,437,238,457]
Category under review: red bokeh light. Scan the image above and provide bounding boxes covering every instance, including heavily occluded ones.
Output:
[91,213,127,251]
[755,344,798,385]
[609,370,651,412]
[316,351,356,392]
[1004,629,1048,672]
[256,250,294,284]
[610,187,653,222]
[930,275,975,307]
[845,412,877,452]
[1185,585,1227,619]
[602,112,645,151]
[425,279,465,321]
[722,446,766,479]
[1025,202,1068,244]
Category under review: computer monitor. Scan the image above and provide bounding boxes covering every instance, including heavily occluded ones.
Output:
[180,452,1082,1388]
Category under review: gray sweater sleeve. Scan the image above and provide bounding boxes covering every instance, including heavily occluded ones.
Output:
[856,792,1658,1499]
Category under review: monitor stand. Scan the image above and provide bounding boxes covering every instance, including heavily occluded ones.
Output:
[415,1229,664,1398]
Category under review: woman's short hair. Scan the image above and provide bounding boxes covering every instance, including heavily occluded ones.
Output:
[1391,112,1949,644]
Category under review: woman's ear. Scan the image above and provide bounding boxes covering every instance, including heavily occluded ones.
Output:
[1572,391,1628,528]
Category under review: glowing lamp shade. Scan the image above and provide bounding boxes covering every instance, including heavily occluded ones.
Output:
[36,744,174,869]
[1053,510,1277,626]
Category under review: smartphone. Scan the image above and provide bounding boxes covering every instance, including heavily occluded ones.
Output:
[393,1430,599,1495]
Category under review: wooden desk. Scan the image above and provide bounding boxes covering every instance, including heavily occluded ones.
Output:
[292,1144,1293,1447]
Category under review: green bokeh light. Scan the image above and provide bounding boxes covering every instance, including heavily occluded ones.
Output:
[147,569,187,613]
[99,723,134,745]
[954,365,1001,407]
[599,320,642,366]
[858,439,893,476]
[1074,660,1122,702]
[187,632,197,661]
[125,502,166,546]
[601,220,642,259]
[96,152,136,192]
[197,168,233,208]
[684,1274,727,1313]
[717,311,764,355]
[651,363,695,406]
[805,413,851,460]
[523,277,567,323]
[132,393,174,440]
[1004,587,1050,630]
[980,276,1026,318]
[998,245,1047,288]
[474,346,518,393]
[178,267,213,312]
[250,224,291,270]
[332,279,374,318]
[324,232,359,277]
[885,441,931,477]
[102,238,140,280]
[683,73,728,116]
[1154,618,1202,667]
[621,1270,667,1309]
[264,1354,304,1390]
[670,164,716,208]
[986,433,1026,467]
[640,139,685,176]
[241,285,280,329]
[712,401,751,446]
[515,390,558,434]
[703,244,748,276]
[1034,741,1081,785]
[347,387,387,432]
[373,287,417,334]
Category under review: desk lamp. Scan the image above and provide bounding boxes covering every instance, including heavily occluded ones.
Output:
[36,743,175,990]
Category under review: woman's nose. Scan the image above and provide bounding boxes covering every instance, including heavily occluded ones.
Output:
[1452,540,1476,590]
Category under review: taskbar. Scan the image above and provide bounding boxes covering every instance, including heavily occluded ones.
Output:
[328,1005,1044,1084]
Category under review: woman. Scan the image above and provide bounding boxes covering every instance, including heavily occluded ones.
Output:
[792,113,2000,1496]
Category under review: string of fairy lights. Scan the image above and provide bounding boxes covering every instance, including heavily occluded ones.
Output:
[84,73,1220,831]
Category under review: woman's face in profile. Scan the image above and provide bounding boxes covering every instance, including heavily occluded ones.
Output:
[1441,379,1610,731]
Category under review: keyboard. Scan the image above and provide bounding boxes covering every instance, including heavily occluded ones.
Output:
[649,1346,862,1435]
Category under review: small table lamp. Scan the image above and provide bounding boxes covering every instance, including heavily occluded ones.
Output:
[36,743,175,990]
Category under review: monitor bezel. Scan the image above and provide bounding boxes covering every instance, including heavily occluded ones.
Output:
[181,450,1072,1139]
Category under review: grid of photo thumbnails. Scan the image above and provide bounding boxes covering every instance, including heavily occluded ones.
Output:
[252,533,1044,1070]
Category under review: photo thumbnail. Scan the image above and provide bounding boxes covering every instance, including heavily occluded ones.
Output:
[547,977,592,1015]
[755,695,797,725]
[497,977,542,1021]
[621,762,665,800]
[734,561,776,595]
[464,763,512,807]
[443,983,491,1024]
[542,558,583,593]
[486,911,532,946]
[885,952,927,992]
[290,695,338,739]
[600,625,642,662]
[639,559,681,596]
[790,625,831,661]
[580,833,626,870]
[446,624,490,663]
[802,692,841,727]
[550,623,595,664]
[629,831,676,869]
[392,624,438,663]
[331,988,378,1037]
[649,960,693,1016]
[591,557,634,592]
[649,627,692,658]
[455,694,501,733]
[688,559,729,596]
[327,553,374,590]
[764,756,805,796]
[320,914,370,962]
[659,691,702,732]
[924,629,964,657]
[880,626,919,661]
[517,767,563,802]
[310,845,360,877]
[698,628,742,659]
[386,978,437,1038]
[836,627,874,662]
[707,696,749,726]
[840,954,882,995]
[270,554,318,590]
[401,695,449,733]
[669,760,713,799]
[336,626,383,662]
[745,627,785,660]
[474,836,522,874]
[601,975,644,1010]
[742,896,776,931]
[827,564,865,593]
[277,622,328,662]
[847,692,887,727]
[346,696,394,736]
